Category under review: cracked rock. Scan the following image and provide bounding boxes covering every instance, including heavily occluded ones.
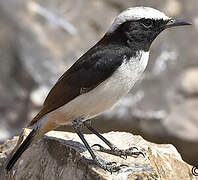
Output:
[0,131,196,180]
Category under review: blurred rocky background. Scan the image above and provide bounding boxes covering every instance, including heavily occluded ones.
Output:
[0,0,197,167]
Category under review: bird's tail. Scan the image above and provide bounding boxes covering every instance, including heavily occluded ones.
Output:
[5,128,38,171]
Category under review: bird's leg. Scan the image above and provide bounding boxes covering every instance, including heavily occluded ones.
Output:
[72,118,125,173]
[84,120,144,159]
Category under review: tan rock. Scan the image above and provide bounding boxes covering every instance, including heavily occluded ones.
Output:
[0,131,196,180]
[163,0,182,16]
[180,68,198,96]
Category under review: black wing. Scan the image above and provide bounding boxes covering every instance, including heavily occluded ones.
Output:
[28,44,123,126]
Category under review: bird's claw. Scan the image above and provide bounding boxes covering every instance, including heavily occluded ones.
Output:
[92,144,145,159]
[92,144,106,151]
[93,156,127,173]
[123,146,145,158]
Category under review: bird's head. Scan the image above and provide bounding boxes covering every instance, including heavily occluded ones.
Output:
[106,7,191,51]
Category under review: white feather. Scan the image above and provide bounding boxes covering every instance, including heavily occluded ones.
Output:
[50,51,150,125]
[108,7,170,33]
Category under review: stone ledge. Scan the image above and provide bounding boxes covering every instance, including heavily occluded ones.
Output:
[0,131,196,180]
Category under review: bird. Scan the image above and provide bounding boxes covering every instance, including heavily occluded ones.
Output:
[6,7,191,172]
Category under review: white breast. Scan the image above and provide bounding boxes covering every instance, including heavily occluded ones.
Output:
[55,51,149,125]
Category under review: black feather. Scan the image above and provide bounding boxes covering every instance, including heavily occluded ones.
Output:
[5,129,37,171]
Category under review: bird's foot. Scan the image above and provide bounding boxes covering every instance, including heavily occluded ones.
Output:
[92,156,128,173]
[92,144,145,159]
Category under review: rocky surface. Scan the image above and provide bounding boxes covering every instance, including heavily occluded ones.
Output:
[0,0,198,169]
[0,131,196,180]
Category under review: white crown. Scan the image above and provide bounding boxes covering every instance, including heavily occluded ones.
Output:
[108,7,170,33]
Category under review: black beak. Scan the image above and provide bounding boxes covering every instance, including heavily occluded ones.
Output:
[166,19,192,28]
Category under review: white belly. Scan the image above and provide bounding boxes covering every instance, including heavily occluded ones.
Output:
[54,51,149,125]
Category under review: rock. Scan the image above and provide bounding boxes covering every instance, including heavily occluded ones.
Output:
[0,0,119,141]
[0,131,196,180]
[163,0,182,17]
[1,0,198,172]
[162,99,198,165]
[179,68,198,96]
[0,13,36,142]
[30,86,50,107]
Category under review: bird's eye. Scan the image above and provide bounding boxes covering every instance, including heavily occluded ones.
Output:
[141,19,153,28]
